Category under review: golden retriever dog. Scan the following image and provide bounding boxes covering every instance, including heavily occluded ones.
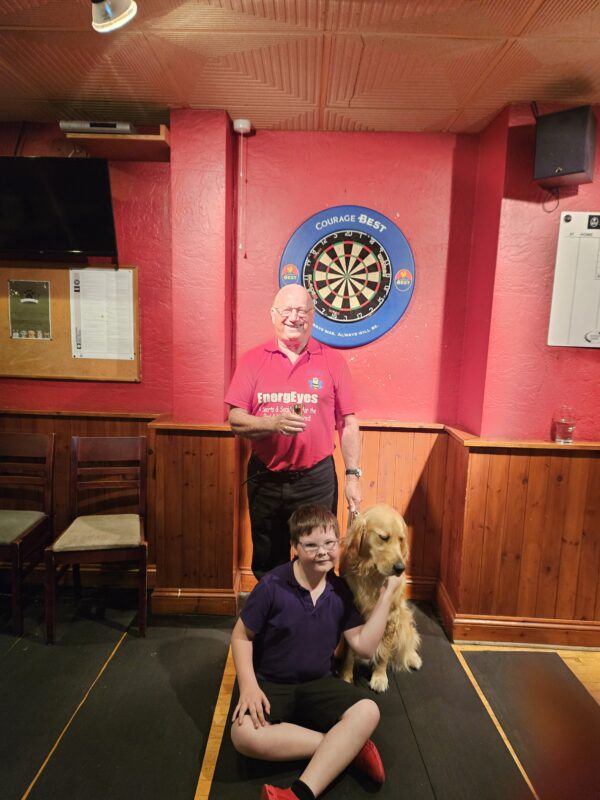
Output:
[339,503,422,692]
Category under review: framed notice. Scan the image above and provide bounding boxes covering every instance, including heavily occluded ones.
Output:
[70,268,135,360]
[0,264,140,381]
[9,279,52,340]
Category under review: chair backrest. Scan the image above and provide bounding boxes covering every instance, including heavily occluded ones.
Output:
[70,436,147,520]
[0,431,54,514]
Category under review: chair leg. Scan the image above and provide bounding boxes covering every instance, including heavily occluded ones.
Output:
[45,549,56,645]
[10,543,23,637]
[72,563,81,598]
[138,546,147,637]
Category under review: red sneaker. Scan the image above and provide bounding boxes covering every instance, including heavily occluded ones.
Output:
[353,738,385,784]
[260,785,298,800]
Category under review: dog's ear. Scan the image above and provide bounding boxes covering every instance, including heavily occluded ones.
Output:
[345,513,367,560]
[399,517,410,562]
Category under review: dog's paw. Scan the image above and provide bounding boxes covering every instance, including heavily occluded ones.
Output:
[408,651,423,671]
[369,673,389,693]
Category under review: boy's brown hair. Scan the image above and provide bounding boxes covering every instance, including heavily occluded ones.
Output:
[288,504,340,546]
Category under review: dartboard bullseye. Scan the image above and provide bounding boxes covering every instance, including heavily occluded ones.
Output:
[303,231,392,323]
[280,205,415,348]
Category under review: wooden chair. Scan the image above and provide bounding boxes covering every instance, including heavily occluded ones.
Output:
[0,431,55,636]
[45,436,147,644]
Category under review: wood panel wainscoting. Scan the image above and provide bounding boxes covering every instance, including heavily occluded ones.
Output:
[2,411,599,647]
[438,429,600,647]
[237,422,448,599]
[149,420,238,615]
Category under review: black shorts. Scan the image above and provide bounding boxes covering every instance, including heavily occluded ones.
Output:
[257,675,373,733]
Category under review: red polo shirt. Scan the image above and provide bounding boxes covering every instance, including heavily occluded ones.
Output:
[225,338,356,471]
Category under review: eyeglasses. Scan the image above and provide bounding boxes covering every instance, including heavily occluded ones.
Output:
[298,539,340,554]
[273,306,314,320]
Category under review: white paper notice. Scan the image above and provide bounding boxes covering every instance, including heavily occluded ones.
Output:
[70,269,135,359]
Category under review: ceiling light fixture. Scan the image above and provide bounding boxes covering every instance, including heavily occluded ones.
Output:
[91,0,138,34]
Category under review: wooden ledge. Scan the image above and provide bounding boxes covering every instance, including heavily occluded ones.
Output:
[65,125,170,162]
[360,420,445,431]
[1,411,598,448]
[0,408,160,420]
[149,415,232,432]
[444,426,600,451]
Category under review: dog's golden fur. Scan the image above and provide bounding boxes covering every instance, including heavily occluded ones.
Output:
[340,503,422,692]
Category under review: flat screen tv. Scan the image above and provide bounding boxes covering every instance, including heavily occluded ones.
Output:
[0,156,117,261]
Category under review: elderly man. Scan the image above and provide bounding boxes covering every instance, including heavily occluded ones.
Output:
[225,283,362,579]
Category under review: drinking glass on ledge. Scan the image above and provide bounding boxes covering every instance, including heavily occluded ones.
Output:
[552,405,576,444]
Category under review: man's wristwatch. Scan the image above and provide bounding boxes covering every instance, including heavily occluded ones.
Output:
[345,468,362,478]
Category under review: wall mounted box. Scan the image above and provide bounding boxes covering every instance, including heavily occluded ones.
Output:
[59,120,136,135]
[534,105,596,188]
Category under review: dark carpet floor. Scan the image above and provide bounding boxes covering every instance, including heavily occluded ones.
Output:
[209,605,532,800]
[2,586,598,800]
[0,586,233,800]
[465,650,600,800]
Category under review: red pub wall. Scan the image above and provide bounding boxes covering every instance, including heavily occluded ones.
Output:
[234,129,468,425]
[481,106,600,441]
[0,109,599,440]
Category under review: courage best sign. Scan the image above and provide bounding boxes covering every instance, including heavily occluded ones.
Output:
[279,205,415,348]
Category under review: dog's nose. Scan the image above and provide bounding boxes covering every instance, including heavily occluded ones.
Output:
[393,562,405,576]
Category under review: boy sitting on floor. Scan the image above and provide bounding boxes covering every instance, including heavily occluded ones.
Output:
[230,504,403,800]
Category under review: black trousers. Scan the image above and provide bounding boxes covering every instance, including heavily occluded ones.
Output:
[247,454,338,579]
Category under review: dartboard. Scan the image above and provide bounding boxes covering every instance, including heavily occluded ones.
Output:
[303,230,392,322]
[280,205,415,348]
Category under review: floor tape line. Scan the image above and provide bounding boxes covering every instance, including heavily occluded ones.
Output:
[453,644,540,800]
[20,631,128,800]
[194,645,236,800]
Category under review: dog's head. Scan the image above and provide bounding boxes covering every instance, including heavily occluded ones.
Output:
[344,504,409,579]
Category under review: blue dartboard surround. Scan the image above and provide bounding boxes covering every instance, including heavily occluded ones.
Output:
[279,205,415,348]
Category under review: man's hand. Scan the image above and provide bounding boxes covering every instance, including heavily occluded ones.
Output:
[344,475,362,514]
[232,685,271,728]
[273,410,306,437]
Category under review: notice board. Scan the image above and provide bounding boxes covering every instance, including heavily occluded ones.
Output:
[0,264,140,381]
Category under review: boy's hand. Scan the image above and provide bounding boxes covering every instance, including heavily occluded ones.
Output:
[232,686,271,728]
[379,574,404,597]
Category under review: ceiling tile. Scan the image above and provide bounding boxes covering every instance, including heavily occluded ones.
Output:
[0,0,88,28]
[325,0,540,36]
[143,0,325,31]
[447,106,505,133]
[522,0,600,37]
[147,31,321,105]
[0,30,176,103]
[323,107,457,132]
[328,34,507,108]
[469,37,600,108]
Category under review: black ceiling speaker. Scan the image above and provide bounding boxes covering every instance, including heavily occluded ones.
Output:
[534,105,596,188]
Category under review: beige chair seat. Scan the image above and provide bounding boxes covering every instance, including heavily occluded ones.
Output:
[0,510,47,545]
[53,514,141,552]
[45,436,148,644]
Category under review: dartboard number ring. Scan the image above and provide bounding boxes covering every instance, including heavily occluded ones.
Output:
[303,230,392,323]
[279,205,415,348]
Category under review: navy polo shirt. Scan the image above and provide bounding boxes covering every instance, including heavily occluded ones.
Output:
[241,560,364,683]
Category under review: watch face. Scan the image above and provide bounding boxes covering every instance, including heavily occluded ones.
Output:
[280,205,415,348]
[302,230,392,323]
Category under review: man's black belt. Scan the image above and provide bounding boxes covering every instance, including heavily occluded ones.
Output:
[249,454,333,483]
